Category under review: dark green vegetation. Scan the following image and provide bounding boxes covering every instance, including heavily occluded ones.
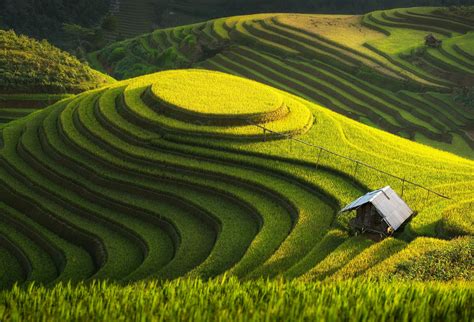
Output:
[107,0,158,41]
[91,7,474,158]
[5,1,473,45]
[0,0,110,48]
[166,1,474,18]
[1,279,472,321]
[0,30,114,125]
[0,94,71,126]
[143,2,474,34]
[1,30,113,94]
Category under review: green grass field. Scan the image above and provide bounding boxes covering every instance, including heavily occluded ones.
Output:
[1,6,473,321]
[1,278,472,321]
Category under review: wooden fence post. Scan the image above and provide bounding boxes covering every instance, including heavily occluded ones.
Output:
[316,148,323,170]
[425,189,430,207]
[353,161,359,181]
[401,177,406,197]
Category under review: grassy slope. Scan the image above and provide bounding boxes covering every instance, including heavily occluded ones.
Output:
[0,30,114,125]
[0,30,113,94]
[0,7,472,318]
[0,69,472,289]
[90,7,474,158]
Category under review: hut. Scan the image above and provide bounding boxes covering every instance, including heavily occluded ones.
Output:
[425,34,442,48]
[339,186,413,237]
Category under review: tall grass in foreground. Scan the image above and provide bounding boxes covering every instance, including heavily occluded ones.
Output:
[0,278,471,321]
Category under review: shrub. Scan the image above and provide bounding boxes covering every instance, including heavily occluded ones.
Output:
[454,87,474,109]
[109,47,127,63]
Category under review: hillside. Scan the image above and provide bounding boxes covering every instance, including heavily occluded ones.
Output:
[106,0,158,40]
[0,30,114,125]
[100,1,474,42]
[1,6,473,320]
[90,7,474,159]
[1,30,113,94]
[0,69,472,290]
[0,0,110,47]
[120,1,474,36]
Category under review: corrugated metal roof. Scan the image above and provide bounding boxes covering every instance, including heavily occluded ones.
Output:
[340,188,384,213]
[340,186,413,230]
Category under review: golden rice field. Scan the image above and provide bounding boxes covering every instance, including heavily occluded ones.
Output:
[91,6,474,158]
[0,69,472,289]
[0,5,473,321]
[150,70,283,117]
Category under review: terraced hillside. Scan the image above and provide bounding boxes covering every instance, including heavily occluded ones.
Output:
[107,0,158,40]
[91,7,474,158]
[0,30,114,125]
[0,94,72,126]
[1,69,472,289]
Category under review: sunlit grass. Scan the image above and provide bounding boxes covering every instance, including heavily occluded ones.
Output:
[1,278,471,321]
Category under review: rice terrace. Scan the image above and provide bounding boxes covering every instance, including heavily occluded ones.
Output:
[0,1,473,321]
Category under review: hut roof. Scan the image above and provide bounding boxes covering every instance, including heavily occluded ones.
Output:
[340,186,413,230]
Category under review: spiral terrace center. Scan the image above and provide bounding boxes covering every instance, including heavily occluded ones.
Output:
[150,70,283,117]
